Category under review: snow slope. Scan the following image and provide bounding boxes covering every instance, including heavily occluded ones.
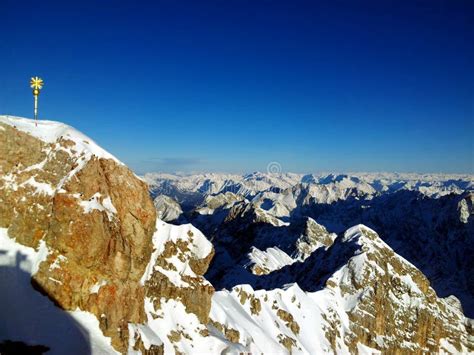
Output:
[209,225,472,353]
[0,228,118,354]
[0,115,120,162]
[0,115,124,203]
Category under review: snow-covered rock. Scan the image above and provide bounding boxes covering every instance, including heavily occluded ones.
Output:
[458,193,473,224]
[149,171,474,319]
[0,116,156,353]
[144,171,474,203]
[153,195,183,222]
[2,116,473,354]
[209,225,473,353]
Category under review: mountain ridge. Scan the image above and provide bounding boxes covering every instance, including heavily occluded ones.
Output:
[1,116,472,354]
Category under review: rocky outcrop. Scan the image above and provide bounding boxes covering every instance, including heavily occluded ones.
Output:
[0,116,223,354]
[458,192,473,223]
[0,117,156,352]
[201,192,246,211]
[329,225,472,353]
[210,225,473,353]
[296,217,336,257]
[142,221,215,324]
[153,195,183,222]
[2,116,473,354]
[130,221,221,354]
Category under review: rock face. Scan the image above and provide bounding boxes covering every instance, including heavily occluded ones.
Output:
[210,226,473,353]
[153,195,183,222]
[142,221,215,324]
[329,226,471,353]
[2,116,473,354]
[128,221,220,354]
[458,192,473,224]
[148,171,474,319]
[0,116,221,354]
[0,117,156,352]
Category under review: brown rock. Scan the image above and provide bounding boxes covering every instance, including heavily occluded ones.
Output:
[0,122,156,353]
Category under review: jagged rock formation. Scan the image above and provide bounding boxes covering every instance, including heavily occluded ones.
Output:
[128,221,222,354]
[153,195,183,222]
[144,172,474,203]
[248,218,337,275]
[143,172,474,352]
[210,226,473,353]
[146,171,474,319]
[0,116,156,352]
[1,116,473,354]
[0,116,230,354]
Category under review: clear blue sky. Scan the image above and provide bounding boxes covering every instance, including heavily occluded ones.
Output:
[2,0,473,174]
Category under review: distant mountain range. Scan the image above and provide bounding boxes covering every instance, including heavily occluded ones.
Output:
[145,171,473,208]
[143,171,473,352]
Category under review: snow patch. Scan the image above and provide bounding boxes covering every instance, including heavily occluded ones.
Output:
[50,255,67,270]
[248,246,296,274]
[21,176,55,196]
[0,229,49,275]
[79,193,117,221]
[89,280,107,294]
[140,219,213,287]
[0,228,117,354]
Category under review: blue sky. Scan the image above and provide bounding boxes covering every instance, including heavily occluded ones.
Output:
[1,0,473,174]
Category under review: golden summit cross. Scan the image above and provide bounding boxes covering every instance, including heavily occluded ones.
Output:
[30,76,44,126]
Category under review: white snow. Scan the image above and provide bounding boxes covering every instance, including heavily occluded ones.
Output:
[210,283,352,354]
[49,255,67,270]
[144,171,474,203]
[153,195,183,222]
[48,277,63,285]
[0,228,117,354]
[207,223,472,353]
[248,246,296,274]
[0,229,49,275]
[21,176,55,196]
[79,193,118,221]
[131,297,230,354]
[22,158,48,172]
[399,274,423,295]
[69,309,119,355]
[0,115,120,163]
[357,342,381,354]
[89,280,107,294]
[0,173,19,191]
[140,219,213,287]
[0,116,127,207]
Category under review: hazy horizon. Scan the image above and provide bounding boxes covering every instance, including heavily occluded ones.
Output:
[140,169,474,177]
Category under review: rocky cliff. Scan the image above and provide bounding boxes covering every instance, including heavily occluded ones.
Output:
[210,225,473,353]
[0,116,225,354]
[1,116,472,354]
[0,116,158,352]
